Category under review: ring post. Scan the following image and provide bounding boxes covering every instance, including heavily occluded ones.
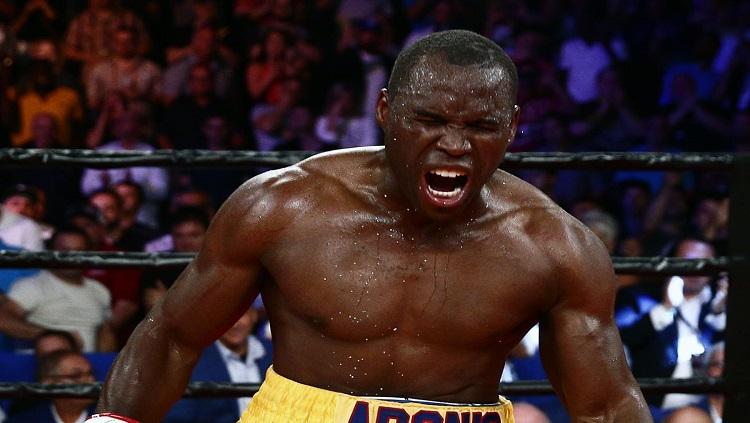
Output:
[725,153,750,421]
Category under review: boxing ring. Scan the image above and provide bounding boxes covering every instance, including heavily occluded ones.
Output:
[0,149,747,420]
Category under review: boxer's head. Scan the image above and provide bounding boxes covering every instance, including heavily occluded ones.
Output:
[377,30,519,222]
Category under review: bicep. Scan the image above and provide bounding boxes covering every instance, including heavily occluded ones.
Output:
[155,183,275,349]
[540,228,640,417]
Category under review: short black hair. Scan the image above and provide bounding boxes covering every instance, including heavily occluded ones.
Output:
[34,329,80,355]
[170,206,210,231]
[46,225,92,250]
[387,30,518,100]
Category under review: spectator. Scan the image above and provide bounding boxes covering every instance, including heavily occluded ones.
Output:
[112,180,156,232]
[172,115,249,205]
[569,67,643,151]
[579,209,619,254]
[620,239,726,415]
[0,202,44,251]
[164,307,271,423]
[161,24,235,103]
[17,111,61,148]
[0,227,115,352]
[245,29,291,104]
[665,73,730,152]
[86,189,156,252]
[81,109,168,225]
[145,189,215,253]
[2,184,39,220]
[2,184,53,240]
[402,0,463,48]
[34,329,80,357]
[659,30,722,106]
[141,206,209,311]
[85,25,161,110]
[558,9,627,104]
[63,0,148,74]
[10,60,83,147]
[314,83,370,149]
[5,350,96,423]
[251,78,313,151]
[66,205,142,349]
[700,342,724,422]
[158,63,228,150]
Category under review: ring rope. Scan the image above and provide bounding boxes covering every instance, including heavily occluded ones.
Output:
[0,250,731,275]
[0,377,724,399]
[0,149,738,171]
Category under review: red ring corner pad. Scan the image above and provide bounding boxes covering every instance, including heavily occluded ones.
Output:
[85,413,141,423]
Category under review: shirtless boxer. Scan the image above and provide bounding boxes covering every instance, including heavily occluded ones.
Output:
[92,30,651,422]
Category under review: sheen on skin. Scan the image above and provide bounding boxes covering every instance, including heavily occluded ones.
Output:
[96,46,651,423]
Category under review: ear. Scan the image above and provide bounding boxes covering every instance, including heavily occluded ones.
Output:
[507,105,520,144]
[375,88,389,131]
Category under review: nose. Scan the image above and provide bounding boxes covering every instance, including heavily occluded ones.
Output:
[435,125,470,157]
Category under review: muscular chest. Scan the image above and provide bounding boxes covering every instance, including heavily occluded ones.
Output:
[263,219,552,346]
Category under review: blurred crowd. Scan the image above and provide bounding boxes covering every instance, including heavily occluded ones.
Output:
[0,0,747,422]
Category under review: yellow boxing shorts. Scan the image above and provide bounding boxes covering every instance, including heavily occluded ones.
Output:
[240,367,514,422]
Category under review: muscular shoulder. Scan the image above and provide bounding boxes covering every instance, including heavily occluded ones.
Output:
[210,148,378,248]
[487,171,614,300]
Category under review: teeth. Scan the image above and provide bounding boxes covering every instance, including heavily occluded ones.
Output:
[428,186,462,198]
[430,169,465,178]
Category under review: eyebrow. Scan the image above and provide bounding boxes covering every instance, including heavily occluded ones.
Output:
[412,108,445,120]
[411,106,505,128]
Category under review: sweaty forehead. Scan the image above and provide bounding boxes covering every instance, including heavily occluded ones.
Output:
[396,56,515,111]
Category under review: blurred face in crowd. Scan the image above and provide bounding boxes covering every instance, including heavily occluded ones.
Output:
[219,308,259,354]
[113,29,138,59]
[172,220,207,253]
[89,192,122,229]
[265,31,287,60]
[706,346,724,378]
[4,195,35,218]
[693,198,721,233]
[44,353,96,409]
[114,111,143,143]
[35,334,78,357]
[31,113,58,148]
[70,214,106,248]
[50,232,90,279]
[675,239,714,296]
[171,191,214,217]
[188,65,214,98]
[202,116,229,150]
[30,40,59,63]
[192,27,217,61]
[113,183,142,216]
[621,185,650,216]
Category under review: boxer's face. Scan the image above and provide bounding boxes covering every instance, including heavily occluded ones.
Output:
[378,56,518,221]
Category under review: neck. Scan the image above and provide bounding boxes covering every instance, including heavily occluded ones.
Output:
[53,400,86,423]
[50,270,83,285]
[223,339,248,357]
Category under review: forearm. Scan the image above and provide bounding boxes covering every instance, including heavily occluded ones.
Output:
[0,314,45,339]
[97,314,202,422]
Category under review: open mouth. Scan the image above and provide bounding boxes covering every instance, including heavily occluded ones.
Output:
[424,169,469,201]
